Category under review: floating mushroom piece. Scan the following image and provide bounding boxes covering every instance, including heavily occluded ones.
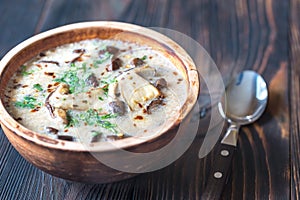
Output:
[109,100,126,115]
[106,46,119,55]
[154,78,167,90]
[118,71,161,111]
[134,65,156,79]
[110,58,123,71]
[53,108,68,124]
[98,46,119,60]
[70,48,86,63]
[105,133,131,141]
[90,133,102,143]
[131,58,145,67]
[86,73,99,87]
[57,135,74,141]
[45,126,59,135]
[107,81,120,98]
[146,97,164,114]
[58,83,70,94]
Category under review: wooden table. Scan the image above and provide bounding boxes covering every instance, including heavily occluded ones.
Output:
[0,0,298,199]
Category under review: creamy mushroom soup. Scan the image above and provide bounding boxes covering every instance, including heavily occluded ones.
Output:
[4,39,188,143]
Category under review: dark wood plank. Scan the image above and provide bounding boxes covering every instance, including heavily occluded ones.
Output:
[220,0,291,199]
[290,0,300,199]
[0,0,45,58]
[37,0,132,32]
[161,0,290,198]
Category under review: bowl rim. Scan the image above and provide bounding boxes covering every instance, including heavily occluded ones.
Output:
[0,21,199,152]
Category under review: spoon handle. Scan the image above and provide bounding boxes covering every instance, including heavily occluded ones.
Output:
[201,143,236,200]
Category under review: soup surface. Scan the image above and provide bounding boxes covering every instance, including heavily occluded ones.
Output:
[4,39,188,144]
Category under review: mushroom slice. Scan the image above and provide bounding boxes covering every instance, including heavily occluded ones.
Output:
[45,126,59,135]
[154,78,167,90]
[134,65,156,79]
[85,73,99,87]
[53,108,68,124]
[57,135,74,141]
[108,81,119,98]
[119,71,161,111]
[131,58,145,67]
[110,58,123,71]
[105,133,131,141]
[109,101,126,115]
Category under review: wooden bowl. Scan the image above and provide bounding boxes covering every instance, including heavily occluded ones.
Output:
[0,21,199,183]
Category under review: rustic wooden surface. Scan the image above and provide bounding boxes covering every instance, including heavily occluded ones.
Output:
[0,0,295,199]
[291,0,300,199]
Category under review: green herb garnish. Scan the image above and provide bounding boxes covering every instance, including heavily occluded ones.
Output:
[54,70,85,94]
[66,111,80,128]
[99,78,117,97]
[54,63,91,94]
[100,78,117,85]
[20,65,34,76]
[54,70,79,93]
[66,109,117,133]
[71,62,87,72]
[70,62,76,68]
[81,63,87,72]
[33,83,43,91]
[102,85,109,97]
[94,52,112,67]
[98,96,104,101]
[141,55,147,60]
[14,96,41,109]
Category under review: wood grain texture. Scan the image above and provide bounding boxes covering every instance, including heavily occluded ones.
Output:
[290,0,300,199]
[0,0,292,199]
[0,0,45,57]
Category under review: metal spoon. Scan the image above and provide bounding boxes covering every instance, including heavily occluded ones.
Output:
[201,70,268,199]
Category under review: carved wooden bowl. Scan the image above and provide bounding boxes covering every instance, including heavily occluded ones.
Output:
[0,21,199,183]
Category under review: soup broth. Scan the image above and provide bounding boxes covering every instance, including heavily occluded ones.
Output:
[4,39,188,144]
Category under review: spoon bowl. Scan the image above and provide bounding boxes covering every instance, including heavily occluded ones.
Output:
[219,70,268,125]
